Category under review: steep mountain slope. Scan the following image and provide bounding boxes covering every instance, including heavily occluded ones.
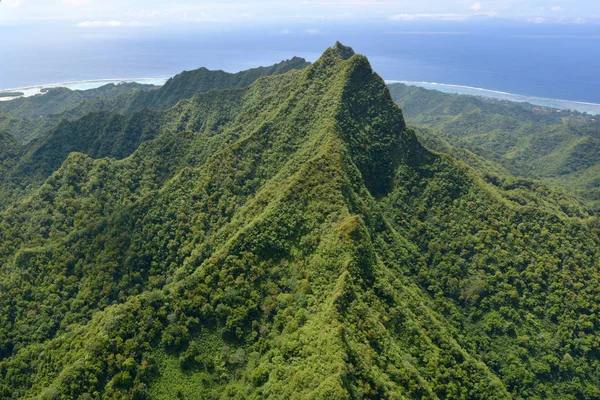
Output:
[0,84,158,145]
[0,44,599,399]
[0,57,309,146]
[0,57,311,210]
[388,83,600,210]
[0,82,158,120]
[0,131,21,178]
[124,56,311,112]
[3,109,163,191]
[0,111,46,146]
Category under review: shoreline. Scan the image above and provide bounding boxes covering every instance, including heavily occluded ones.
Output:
[0,77,169,101]
[2,77,599,116]
[386,80,600,116]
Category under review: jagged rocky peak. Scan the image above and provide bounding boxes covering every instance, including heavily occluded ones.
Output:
[331,41,356,60]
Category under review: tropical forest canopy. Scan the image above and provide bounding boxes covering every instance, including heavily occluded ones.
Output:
[388,83,600,211]
[0,43,599,399]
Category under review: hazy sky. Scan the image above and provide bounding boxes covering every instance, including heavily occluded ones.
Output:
[1,0,598,27]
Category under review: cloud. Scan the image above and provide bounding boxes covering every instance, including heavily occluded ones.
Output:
[298,1,395,5]
[181,12,219,22]
[76,20,146,28]
[1,0,595,26]
[305,28,320,34]
[3,0,23,8]
[280,28,291,34]
[476,10,498,17]
[60,0,90,5]
[389,13,468,21]
[526,17,547,24]
[385,31,470,35]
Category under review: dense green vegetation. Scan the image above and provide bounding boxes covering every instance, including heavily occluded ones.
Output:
[124,56,311,112]
[0,43,599,399]
[0,83,158,120]
[0,92,24,98]
[0,57,311,209]
[0,131,22,177]
[0,111,47,146]
[0,58,310,146]
[0,83,158,145]
[388,83,600,210]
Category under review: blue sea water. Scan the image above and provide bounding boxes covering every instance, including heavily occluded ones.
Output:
[1,21,599,103]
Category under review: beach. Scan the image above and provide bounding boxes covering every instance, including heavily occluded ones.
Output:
[387,80,600,116]
[0,77,168,101]
[2,76,599,116]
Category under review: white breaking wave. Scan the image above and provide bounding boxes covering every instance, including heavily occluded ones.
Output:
[0,78,168,101]
[386,80,600,116]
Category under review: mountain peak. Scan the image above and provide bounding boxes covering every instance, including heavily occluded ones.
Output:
[2,43,600,400]
[331,41,355,60]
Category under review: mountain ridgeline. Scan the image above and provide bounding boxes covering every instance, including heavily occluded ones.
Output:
[388,83,600,211]
[0,56,310,146]
[0,56,311,209]
[0,43,599,399]
[0,82,158,120]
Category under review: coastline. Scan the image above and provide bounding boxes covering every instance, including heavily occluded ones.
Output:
[2,77,599,116]
[0,77,168,101]
[386,80,600,116]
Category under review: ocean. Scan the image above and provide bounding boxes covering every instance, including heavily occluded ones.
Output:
[1,21,599,106]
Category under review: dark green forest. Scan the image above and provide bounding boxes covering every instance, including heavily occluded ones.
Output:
[0,83,157,120]
[0,92,24,98]
[0,57,309,146]
[0,57,310,210]
[388,83,600,211]
[0,43,599,399]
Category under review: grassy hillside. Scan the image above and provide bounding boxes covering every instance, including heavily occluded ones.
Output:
[388,83,600,211]
[0,44,599,399]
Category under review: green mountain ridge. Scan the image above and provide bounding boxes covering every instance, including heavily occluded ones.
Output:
[388,82,600,210]
[128,56,311,112]
[0,57,311,209]
[0,83,158,120]
[0,132,21,178]
[0,44,599,399]
[0,57,310,146]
